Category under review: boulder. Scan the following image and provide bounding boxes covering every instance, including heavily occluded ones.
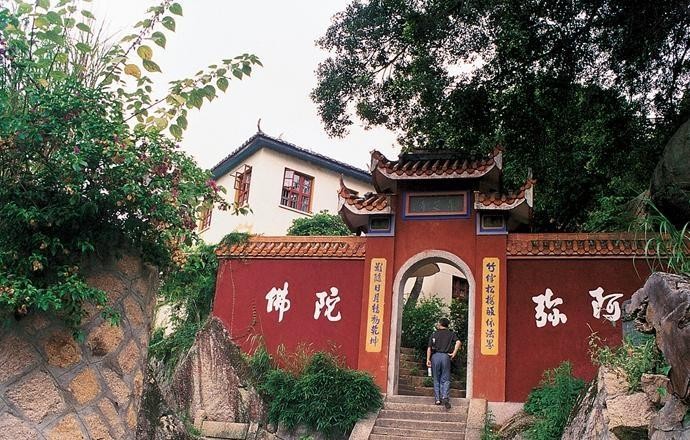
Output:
[641,374,672,406]
[651,119,690,226]
[649,395,689,439]
[169,317,265,430]
[496,411,536,439]
[626,273,690,401]
[563,367,649,440]
[607,392,654,439]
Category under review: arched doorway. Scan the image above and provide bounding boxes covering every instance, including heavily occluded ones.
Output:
[387,250,476,397]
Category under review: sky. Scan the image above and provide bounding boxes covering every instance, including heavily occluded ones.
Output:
[90,0,401,171]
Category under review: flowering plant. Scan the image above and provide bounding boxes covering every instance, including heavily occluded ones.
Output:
[0,1,258,333]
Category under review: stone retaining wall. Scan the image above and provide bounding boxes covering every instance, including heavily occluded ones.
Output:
[0,253,158,440]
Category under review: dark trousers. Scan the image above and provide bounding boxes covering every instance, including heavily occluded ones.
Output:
[431,352,451,401]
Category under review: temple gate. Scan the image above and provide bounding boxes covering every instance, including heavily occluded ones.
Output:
[213,147,652,402]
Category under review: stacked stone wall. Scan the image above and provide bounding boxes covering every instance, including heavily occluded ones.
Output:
[0,254,157,440]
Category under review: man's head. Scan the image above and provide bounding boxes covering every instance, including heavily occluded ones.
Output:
[438,317,450,329]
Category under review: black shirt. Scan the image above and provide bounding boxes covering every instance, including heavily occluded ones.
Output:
[428,328,459,354]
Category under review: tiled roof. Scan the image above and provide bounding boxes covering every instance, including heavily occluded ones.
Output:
[211,132,371,183]
[371,146,503,180]
[506,233,656,257]
[475,179,536,210]
[337,178,391,214]
[217,236,367,260]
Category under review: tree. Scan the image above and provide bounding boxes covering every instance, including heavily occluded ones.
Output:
[313,0,690,231]
[287,210,352,236]
[0,0,259,331]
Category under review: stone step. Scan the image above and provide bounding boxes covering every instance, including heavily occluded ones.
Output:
[398,367,416,376]
[397,387,466,398]
[400,347,416,355]
[378,409,466,423]
[399,375,463,388]
[399,360,422,370]
[399,353,419,362]
[383,401,468,414]
[374,418,466,432]
[370,426,466,439]
[199,421,248,439]
[386,395,468,405]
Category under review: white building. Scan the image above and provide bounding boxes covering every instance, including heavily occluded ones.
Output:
[199,132,374,242]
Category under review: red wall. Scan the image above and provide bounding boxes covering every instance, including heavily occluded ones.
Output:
[505,258,650,401]
[213,258,365,368]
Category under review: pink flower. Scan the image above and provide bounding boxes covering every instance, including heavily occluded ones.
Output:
[206,179,219,192]
[73,146,80,154]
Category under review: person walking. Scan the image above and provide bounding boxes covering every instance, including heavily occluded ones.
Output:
[426,317,461,409]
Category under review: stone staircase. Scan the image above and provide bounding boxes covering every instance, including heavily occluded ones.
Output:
[369,395,469,439]
[398,347,465,398]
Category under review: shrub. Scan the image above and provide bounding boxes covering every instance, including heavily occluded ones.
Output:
[481,410,500,440]
[0,1,259,334]
[401,296,446,355]
[287,210,351,236]
[259,352,382,439]
[148,233,248,375]
[589,333,668,391]
[635,200,690,277]
[524,362,586,440]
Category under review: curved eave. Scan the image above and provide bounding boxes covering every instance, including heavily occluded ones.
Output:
[370,148,503,192]
[337,196,392,234]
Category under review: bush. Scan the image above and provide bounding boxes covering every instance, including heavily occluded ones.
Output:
[0,1,259,334]
[401,296,446,355]
[258,352,382,439]
[589,333,669,391]
[287,210,351,236]
[524,362,586,440]
[148,233,248,375]
[481,410,500,440]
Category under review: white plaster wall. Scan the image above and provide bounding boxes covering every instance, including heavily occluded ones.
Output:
[199,147,373,243]
[403,263,464,306]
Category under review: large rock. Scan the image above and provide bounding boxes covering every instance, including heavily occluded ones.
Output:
[651,119,690,225]
[626,272,690,400]
[168,317,265,432]
[562,367,653,440]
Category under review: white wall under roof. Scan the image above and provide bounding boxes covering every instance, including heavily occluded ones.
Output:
[199,147,373,242]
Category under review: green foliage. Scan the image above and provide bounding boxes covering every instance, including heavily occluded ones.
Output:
[248,344,274,384]
[449,298,468,346]
[422,376,433,388]
[313,0,689,231]
[634,200,690,276]
[257,352,383,439]
[286,210,351,236]
[0,0,260,140]
[149,233,249,374]
[0,1,257,333]
[589,334,668,392]
[401,296,446,353]
[481,410,500,440]
[524,362,586,440]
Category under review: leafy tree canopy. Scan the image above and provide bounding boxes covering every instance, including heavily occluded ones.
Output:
[313,0,690,231]
[287,210,352,236]
[0,0,259,333]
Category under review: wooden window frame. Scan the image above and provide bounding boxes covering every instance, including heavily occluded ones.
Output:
[280,168,314,213]
[199,207,212,231]
[233,165,252,207]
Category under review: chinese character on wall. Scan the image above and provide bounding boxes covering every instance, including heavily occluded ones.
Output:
[532,288,567,327]
[265,281,291,323]
[314,287,342,321]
